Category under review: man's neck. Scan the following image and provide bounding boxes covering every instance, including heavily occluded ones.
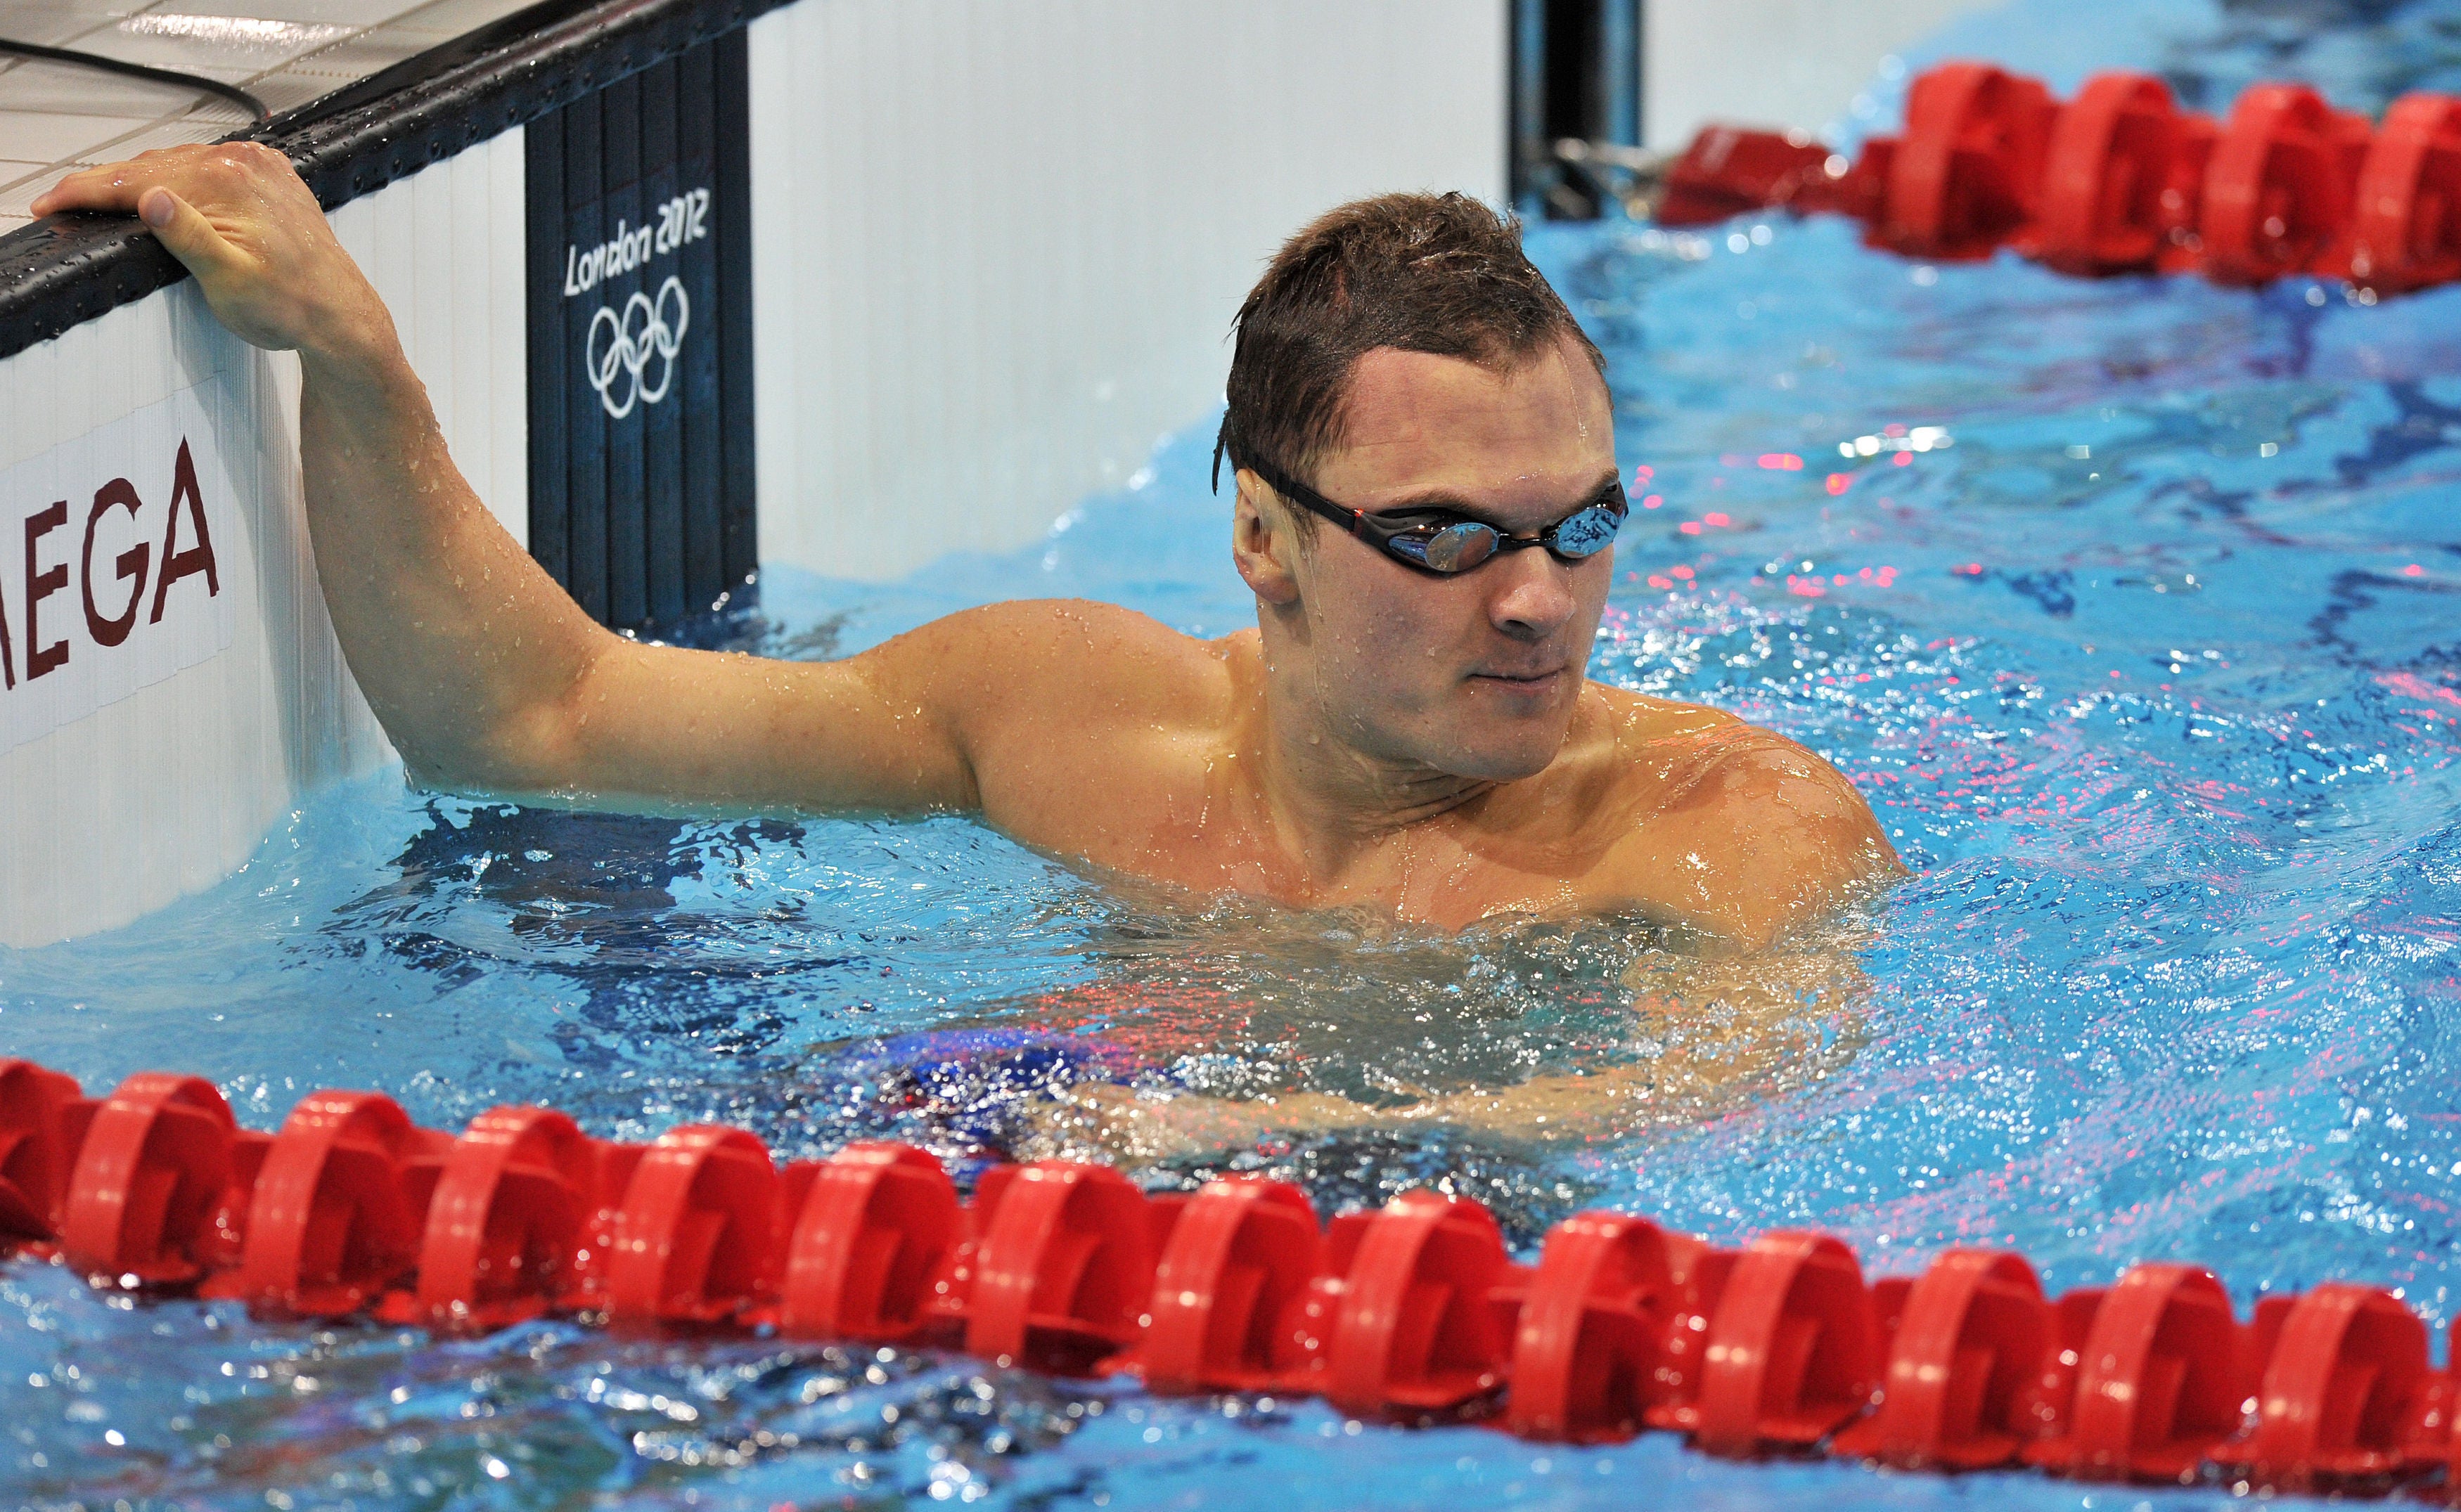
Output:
[1247,661,1498,883]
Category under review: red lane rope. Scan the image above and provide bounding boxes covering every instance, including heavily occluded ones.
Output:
[0,1058,2450,1494]
[1657,62,2461,298]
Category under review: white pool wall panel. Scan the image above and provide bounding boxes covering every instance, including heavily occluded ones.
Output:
[0,131,525,948]
[745,0,1510,583]
[1643,0,2008,147]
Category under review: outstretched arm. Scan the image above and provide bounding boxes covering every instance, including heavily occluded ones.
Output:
[1029,734,1901,1159]
[34,145,984,813]
[1032,940,1879,1161]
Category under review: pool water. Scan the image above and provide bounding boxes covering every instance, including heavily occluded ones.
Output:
[8,1,2461,1506]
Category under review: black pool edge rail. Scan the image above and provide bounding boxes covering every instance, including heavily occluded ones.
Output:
[0,0,793,363]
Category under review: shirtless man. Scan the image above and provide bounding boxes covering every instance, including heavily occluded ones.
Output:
[33,147,1899,1145]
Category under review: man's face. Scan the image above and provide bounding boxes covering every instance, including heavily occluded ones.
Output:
[1270,335,1619,782]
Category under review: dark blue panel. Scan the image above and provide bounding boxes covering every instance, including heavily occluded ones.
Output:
[714,27,757,590]
[638,57,686,626]
[526,23,755,632]
[525,105,568,591]
[562,89,608,624]
[676,38,723,609]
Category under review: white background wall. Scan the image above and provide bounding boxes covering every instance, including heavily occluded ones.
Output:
[0,130,524,947]
[745,0,1510,582]
[1644,0,2007,148]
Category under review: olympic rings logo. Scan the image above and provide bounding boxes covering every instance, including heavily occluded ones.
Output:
[583,275,690,421]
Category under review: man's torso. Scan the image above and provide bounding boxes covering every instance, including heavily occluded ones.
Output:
[929,601,1856,933]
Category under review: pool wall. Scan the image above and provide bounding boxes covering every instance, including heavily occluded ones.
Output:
[743,1,1510,583]
[0,0,1505,948]
[0,134,526,950]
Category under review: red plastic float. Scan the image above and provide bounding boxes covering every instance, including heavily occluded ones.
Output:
[58,1073,239,1287]
[1684,1231,1878,1457]
[1641,1237,1740,1426]
[2034,72,2213,274]
[1659,59,2461,298]
[1655,127,1837,227]
[777,1140,960,1343]
[199,1090,439,1317]
[8,1055,2461,1501]
[2339,93,2461,291]
[2211,1283,2428,1489]
[2005,1284,2108,1444]
[1316,1190,1518,1419]
[559,1137,645,1308]
[602,1123,779,1328]
[2201,84,2371,285]
[398,1105,593,1328]
[1131,1176,1321,1393]
[0,1059,89,1240]
[1831,1248,2051,1468]
[1870,62,2060,260]
[1501,1211,1673,1442]
[958,1160,1162,1373]
[2024,1262,2251,1481]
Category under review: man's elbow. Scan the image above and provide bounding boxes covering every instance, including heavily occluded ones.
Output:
[391,647,609,797]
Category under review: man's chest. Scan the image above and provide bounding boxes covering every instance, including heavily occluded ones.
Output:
[983,752,1686,927]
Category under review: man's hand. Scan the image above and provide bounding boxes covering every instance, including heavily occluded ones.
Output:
[32,143,397,369]
[1024,1082,1378,1165]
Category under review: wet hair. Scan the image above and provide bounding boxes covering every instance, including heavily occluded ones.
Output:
[1212,190,1605,527]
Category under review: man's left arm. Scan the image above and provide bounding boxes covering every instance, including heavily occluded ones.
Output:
[1032,735,1906,1158]
[1614,736,1903,948]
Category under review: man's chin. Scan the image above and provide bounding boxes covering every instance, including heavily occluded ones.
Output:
[1435,680,1580,780]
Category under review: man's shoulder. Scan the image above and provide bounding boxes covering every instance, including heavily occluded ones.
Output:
[1564,683,1775,791]
[1565,683,1898,942]
[1588,685,1853,805]
[908,597,1240,723]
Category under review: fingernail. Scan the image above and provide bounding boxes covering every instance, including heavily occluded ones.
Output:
[141,188,174,228]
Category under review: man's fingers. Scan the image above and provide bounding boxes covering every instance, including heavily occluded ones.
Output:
[26,165,131,218]
[125,186,242,279]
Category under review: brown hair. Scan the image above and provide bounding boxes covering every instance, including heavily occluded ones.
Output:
[1213,191,1605,517]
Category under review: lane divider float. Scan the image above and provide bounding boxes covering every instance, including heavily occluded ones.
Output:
[0,1057,2449,1494]
[1657,62,2461,297]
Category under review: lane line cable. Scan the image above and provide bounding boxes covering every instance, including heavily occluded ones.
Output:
[0,36,269,127]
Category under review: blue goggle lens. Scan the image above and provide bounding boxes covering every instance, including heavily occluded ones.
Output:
[1550,504,1623,559]
[1392,505,1624,574]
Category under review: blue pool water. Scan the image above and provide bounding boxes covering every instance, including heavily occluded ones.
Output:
[8,1,2461,1506]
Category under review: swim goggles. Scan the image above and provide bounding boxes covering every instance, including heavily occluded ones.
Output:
[1236,449,1626,576]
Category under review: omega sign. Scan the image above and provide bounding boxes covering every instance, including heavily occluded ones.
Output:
[0,380,238,753]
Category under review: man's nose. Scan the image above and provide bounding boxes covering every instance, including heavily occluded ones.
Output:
[1487,547,1581,638]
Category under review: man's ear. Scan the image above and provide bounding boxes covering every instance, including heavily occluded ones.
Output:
[1230,469,1304,605]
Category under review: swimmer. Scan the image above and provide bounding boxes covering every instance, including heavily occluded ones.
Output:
[34,147,1901,1142]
